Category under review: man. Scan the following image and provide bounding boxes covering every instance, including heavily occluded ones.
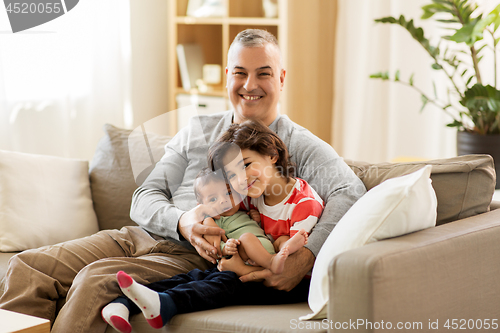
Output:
[0,29,366,332]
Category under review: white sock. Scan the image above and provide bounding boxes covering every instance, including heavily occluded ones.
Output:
[101,302,132,333]
[117,271,162,322]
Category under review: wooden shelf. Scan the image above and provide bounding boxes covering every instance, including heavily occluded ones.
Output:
[175,87,228,98]
[176,16,281,26]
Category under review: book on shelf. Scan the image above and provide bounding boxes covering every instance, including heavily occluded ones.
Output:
[176,43,205,91]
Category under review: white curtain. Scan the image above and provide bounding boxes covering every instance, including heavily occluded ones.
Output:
[332,0,463,163]
[0,0,132,161]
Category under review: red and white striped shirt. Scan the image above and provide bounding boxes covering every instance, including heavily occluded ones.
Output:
[241,178,324,241]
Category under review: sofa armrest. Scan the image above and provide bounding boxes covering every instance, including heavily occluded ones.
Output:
[328,209,500,332]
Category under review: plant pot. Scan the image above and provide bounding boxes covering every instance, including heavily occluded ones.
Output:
[457,131,500,189]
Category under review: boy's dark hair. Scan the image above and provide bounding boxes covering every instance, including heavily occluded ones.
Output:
[207,120,295,181]
[193,167,225,203]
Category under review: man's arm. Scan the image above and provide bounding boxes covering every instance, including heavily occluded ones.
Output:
[130,137,224,262]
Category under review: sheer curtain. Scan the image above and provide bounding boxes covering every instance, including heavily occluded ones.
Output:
[332,0,458,163]
[0,0,132,161]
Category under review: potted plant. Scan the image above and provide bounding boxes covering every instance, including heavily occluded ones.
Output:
[370,0,500,188]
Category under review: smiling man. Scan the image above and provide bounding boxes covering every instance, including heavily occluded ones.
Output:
[0,29,366,333]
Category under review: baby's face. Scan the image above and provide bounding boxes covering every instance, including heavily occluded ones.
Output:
[199,180,240,217]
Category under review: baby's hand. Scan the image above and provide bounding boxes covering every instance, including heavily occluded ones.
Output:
[248,209,261,223]
[222,238,240,256]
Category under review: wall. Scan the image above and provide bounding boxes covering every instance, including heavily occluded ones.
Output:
[129,0,172,136]
[286,0,337,143]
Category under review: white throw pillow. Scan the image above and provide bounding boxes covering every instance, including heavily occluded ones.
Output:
[301,165,437,320]
[0,150,99,252]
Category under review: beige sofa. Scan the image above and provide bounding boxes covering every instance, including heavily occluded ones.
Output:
[1,124,498,333]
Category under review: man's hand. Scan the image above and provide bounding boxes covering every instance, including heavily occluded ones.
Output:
[239,247,315,291]
[179,205,224,264]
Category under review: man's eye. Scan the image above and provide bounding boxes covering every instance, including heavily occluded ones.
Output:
[260,72,271,76]
[234,72,246,76]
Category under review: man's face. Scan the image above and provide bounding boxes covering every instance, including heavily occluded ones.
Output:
[226,43,286,126]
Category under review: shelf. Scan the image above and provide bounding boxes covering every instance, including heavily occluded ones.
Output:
[227,17,280,25]
[176,17,224,25]
[176,17,280,26]
[176,87,228,98]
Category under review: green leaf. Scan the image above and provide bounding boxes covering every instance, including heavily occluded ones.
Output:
[487,4,500,31]
[466,75,474,86]
[461,68,468,77]
[369,71,390,80]
[432,63,443,70]
[374,16,397,24]
[446,120,464,128]
[433,81,438,98]
[395,70,400,81]
[420,94,429,113]
[409,73,415,86]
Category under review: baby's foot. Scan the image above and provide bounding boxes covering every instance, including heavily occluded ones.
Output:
[101,302,132,333]
[269,246,289,274]
[286,229,308,254]
[117,271,164,329]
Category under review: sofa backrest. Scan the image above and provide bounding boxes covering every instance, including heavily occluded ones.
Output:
[346,155,495,225]
[89,124,495,231]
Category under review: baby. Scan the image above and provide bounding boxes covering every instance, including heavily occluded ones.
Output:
[194,167,308,275]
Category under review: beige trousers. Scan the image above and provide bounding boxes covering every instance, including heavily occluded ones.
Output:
[0,226,210,333]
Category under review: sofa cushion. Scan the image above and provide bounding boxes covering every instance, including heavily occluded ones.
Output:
[0,150,99,252]
[304,166,437,320]
[109,302,325,333]
[89,124,171,231]
[346,154,495,225]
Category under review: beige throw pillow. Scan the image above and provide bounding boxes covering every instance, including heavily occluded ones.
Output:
[0,150,99,252]
[89,124,171,231]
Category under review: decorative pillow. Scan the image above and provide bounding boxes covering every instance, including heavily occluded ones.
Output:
[346,154,495,225]
[0,150,99,252]
[302,165,437,320]
[89,124,171,231]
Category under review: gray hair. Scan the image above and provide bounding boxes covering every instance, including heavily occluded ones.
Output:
[227,29,282,66]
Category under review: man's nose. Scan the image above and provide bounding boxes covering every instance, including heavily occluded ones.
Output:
[243,74,258,92]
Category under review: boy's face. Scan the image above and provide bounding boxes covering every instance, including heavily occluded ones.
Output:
[198,180,240,217]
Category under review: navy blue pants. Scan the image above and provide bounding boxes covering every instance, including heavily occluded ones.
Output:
[116,267,309,316]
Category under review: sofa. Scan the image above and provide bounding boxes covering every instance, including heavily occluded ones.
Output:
[0,123,499,333]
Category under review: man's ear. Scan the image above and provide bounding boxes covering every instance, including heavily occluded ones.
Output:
[280,69,286,90]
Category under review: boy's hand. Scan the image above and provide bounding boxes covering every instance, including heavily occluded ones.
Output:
[247,209,261,223]
[222,238,240,256]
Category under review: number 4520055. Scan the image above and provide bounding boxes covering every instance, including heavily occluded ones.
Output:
[6,3,62,14]
[444,319,498,330]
